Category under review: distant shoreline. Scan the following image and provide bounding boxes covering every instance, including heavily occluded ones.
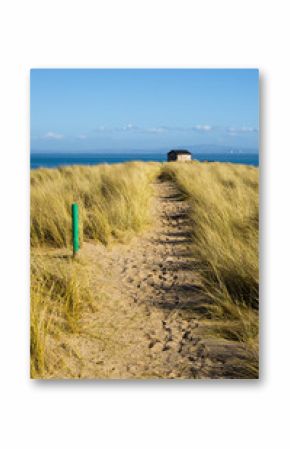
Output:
[31,152,259,169]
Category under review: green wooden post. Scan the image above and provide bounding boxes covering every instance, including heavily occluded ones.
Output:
[72,203,80,256]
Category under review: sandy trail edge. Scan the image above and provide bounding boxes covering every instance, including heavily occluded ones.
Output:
[79,179,253,379]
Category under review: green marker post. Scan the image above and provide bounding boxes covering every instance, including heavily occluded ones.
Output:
[72,203,80,257]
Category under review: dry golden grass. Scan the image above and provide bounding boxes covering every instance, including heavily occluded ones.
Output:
[31,162,160,247]
[31,254,93,378]
[30,162,160,378]
[30,252,143,379]
[162,161,259,374]
[30,160,259,378]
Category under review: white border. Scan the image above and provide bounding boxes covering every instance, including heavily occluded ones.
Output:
[1,0,289,448]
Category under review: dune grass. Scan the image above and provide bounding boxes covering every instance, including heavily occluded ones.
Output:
[162,161,259,374]
[31,160,259,378]
[31,252,152,379]
[31,255,94,378]
[30,162,160,378]
[31,162,160,247]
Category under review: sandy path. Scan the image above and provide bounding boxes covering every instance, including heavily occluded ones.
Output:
[80,179,253,379]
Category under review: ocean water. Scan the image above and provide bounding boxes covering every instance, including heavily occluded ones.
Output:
[30,152,259,169]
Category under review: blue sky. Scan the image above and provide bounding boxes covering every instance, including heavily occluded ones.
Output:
[30,69,259,152]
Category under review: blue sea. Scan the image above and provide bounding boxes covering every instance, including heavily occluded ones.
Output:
[31,152,259,169]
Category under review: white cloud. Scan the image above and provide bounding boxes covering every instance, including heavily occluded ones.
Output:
[227,126,258,134]
[122,123,139,131]
[192,124,212,131]
[43,131,64,140]
[240,126,258,133]
[93,123,216,134]
[95,124,139,132]
[146,127,168,133]
[77,134,87,139]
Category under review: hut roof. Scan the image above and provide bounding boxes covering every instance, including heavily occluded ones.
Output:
[168,149,191,155]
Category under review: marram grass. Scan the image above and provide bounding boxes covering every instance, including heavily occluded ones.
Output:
[31,160,259,378]
[30,162,160,378]
[162,161,259,375]
[31,162,160,247]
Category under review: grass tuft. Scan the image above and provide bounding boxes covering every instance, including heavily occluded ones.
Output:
[162,161,259,373]
[30,162,160,378]
[31,162,160,247]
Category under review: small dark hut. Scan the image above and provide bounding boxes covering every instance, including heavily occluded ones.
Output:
[167,149,192,162]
